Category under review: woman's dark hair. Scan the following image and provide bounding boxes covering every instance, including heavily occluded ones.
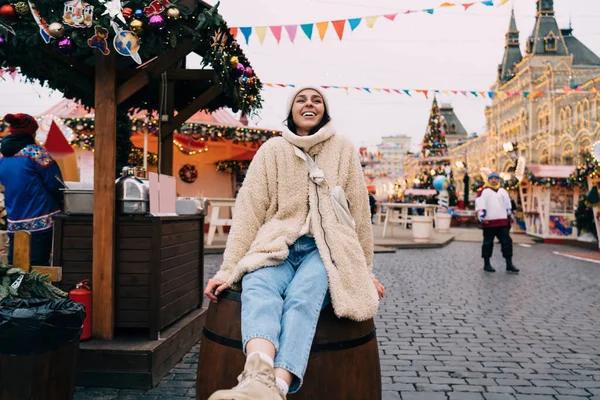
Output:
[285,104,331,136]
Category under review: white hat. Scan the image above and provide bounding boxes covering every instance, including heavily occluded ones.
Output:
[285,86,331,116]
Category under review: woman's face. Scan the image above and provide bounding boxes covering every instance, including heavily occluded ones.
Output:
[291,89,325,136]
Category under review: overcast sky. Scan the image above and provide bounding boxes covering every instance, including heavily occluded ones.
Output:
[2,0,600,151]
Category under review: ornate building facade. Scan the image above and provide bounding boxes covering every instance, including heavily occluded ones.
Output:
[447,0,600,198]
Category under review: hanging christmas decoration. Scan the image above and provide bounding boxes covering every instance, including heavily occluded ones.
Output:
[148,14,166,31]
[87,25,109,55]
[134,8,143,18]
[229,56,239,66]
[113,29,141,64]
[100,0,126,25]
[122,7,133,19]
[166,7,180,19]
[57,36,74,54]
[0,37,5,46]
[27,0,52,43]
[0,4,17,21]
[62,0,94,28]
[234,63,245,77]
[14,2,30,16]
[129,18,143,33]
[48,22,65,38]
[179,164,198,183]
[143,0,171,17]
[244,66,253,77]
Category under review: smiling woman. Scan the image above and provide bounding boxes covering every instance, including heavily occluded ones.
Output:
[203,85,385,399]
[285,87,332,136]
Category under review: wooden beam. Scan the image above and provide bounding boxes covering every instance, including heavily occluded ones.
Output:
[31,266,63,282]
[165,69,216,81]
[159,81,176,176]
[12,231,62,281]
[116,37,199,105]
[161,85,223,136]
[13,231,31,272]
[93,51,117,340]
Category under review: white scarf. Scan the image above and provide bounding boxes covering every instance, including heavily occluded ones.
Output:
[281,123,336,152]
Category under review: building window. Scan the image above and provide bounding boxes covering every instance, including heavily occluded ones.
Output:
[561,143,574,165]
[450,122,456,133]
[545,33,558,52]
[539,148,550,165]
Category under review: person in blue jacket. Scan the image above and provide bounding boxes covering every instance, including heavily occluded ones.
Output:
[0,113,63,266]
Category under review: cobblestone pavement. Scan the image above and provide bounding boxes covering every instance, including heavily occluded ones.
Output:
[75,241,600,399]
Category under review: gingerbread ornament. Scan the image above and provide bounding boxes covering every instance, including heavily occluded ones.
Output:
[87,26,110,55]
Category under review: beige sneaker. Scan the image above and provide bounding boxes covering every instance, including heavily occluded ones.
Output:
[208,353,286,400]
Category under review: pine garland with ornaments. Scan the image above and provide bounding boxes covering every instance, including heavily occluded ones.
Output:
[0,0,262,115]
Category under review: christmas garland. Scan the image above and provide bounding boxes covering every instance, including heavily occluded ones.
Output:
[0,1,262,115]
[215,159,249,174]
[64,117,279,147]
[0,266,67,302]
[128,147,158,166]
[178,163,197,183]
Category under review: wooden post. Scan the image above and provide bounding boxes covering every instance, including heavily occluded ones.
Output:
[93,51,117,339]
[159,81,176,176]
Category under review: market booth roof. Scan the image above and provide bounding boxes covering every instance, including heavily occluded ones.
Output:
[527,165,576,179]
[39,98,246,126]
[0,0,263,115]
[35,98,280,163]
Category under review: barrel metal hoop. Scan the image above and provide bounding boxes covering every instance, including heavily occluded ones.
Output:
[203,327,376,353]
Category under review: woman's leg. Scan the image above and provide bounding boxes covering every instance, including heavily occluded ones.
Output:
[241,259,295,358]
[208,260,297,400]
[274,249,329,393]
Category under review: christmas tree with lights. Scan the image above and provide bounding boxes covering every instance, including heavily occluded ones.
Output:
[413,97,457,206]
[422,97,448,158]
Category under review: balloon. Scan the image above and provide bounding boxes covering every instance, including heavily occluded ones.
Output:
[433,175,448,191]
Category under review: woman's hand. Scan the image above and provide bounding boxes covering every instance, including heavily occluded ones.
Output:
[372,276,385,299]
[204,279,230,303]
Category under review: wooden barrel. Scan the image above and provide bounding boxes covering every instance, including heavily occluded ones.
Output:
[0,340,79,400]
[196,290,381,400]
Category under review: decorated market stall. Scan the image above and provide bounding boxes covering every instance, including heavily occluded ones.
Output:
[36,99,279,198]
[519,165,580,240]
[0,0,263,389]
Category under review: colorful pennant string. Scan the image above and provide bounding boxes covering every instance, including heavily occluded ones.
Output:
[262,84,599,99]
[230,0,510,45]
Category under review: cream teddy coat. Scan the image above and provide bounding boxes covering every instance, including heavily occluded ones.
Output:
[212,123,379,322]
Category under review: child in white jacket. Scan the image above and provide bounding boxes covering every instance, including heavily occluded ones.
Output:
[475,173,519,274]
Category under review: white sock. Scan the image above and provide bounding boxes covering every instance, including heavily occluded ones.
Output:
[275,377,289,395]
[247,351,274,367]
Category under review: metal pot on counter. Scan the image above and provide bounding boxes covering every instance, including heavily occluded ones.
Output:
[116,167,149,215]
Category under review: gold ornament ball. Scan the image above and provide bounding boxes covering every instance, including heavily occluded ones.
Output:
[166,7,180,19]
[229,56,239,67]
[130,19,143,33]
[48,22,65,38]
[14,1,29,15]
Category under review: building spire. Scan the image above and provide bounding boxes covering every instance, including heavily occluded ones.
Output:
[537,0,554,16]
[498,8,522,83]
[528,0,567,56]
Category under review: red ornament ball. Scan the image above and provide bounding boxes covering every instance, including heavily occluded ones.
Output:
[0,4,17,21]
[122,7,133,19]
[244,66,253,77]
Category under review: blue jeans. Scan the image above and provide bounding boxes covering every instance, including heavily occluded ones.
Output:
[241,235,330,393]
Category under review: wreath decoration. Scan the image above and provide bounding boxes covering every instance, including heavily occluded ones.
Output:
[179,164,198,183]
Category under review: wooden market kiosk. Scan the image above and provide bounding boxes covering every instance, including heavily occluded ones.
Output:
[1,0,263,389]
[519,165,580,240]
